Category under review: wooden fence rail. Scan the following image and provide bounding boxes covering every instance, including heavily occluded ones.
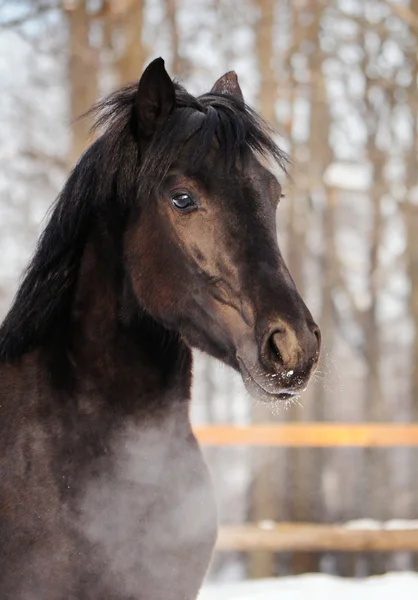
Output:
[193,423,418,447]
[216,523,418,552]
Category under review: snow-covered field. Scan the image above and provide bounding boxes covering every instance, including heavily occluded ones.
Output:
[199,573,418,599]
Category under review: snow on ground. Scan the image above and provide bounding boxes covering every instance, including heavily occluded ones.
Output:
[199,573,418,600]
[344,519,418,530]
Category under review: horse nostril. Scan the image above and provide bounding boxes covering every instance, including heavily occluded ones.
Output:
[263,322,320,373]
[268,330,285,365]
[312,325,321,350]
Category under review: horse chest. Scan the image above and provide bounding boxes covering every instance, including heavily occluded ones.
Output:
[78,418,217,599]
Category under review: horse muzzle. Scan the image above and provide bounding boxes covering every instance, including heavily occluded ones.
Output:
[236,318,321,402]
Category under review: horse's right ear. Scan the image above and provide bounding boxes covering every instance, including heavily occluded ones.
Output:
[134,58,175,139]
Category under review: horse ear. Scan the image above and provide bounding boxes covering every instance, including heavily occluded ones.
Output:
[135,57,175,138]
[210,71,244,101]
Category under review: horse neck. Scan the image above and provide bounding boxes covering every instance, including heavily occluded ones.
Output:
[62,222,192,407]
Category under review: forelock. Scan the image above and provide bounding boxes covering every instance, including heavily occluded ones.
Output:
[89,81,289,202]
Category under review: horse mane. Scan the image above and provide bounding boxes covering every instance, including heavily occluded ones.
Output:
[0,80,288,362]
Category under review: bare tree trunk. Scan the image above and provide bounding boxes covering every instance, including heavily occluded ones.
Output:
[362,149,387,575]
[406,205,418,528]
[65,0,99,167]
[286,2,332,575]
[255,0,277,125]
[404,1,418,566]
[363,169,385,421]
[164,0,182,77]
[114,0,146,84]
[356,13,391,570]
[248,0,279,579]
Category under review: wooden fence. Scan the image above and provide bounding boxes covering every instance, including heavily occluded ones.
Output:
[194,423,418,447]
[193,423,418,553]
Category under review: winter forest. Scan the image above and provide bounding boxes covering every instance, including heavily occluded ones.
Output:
[1,0,418,591]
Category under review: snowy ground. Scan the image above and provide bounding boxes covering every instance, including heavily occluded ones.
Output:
[199,573,418,599]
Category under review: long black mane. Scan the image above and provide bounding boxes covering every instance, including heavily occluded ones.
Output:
[0,81,287,362]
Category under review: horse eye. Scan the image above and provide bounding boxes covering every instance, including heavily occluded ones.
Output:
[171,193,195,211]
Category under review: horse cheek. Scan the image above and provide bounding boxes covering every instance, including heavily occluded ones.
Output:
[126,233,188,323]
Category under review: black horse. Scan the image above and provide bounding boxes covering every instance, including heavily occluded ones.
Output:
[0,58,320,599]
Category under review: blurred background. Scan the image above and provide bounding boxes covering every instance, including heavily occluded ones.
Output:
[1,0,418,586]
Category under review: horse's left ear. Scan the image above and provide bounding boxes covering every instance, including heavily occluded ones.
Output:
[135,57,175,138]
[210,71,244,102]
